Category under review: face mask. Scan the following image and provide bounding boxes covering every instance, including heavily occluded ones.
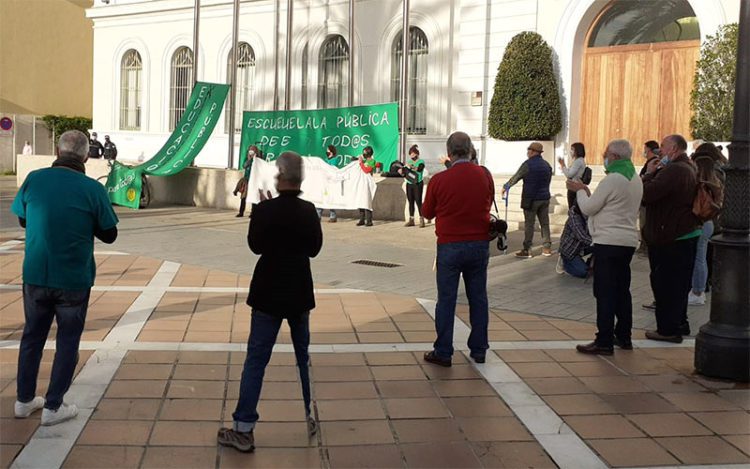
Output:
[653,148,661,156]
[660,156,670,165]
[248,151,256,158]
[603,157,609,168]
[411,155,418,161]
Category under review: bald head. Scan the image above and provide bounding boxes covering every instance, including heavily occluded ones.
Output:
[58,130,89,162]
[447,132,472,160]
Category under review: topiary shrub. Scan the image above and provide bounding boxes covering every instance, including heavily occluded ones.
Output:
[690,23,738,141]
[41,115,93,144]
[488,32,562,141]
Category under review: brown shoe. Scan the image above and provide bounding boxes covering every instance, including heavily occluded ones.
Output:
[576,341,613,356]
[423,351,451,367]
[217,428,255,452]
[419,217,426,228]
[542,248,553,257]
[328,218,337,223]
[404,218,415,227]
[645,330,683,343]
[514,249,532,258]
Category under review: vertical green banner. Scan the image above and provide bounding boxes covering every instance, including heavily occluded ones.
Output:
[238,103,399,169]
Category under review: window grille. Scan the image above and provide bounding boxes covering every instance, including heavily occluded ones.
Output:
[169,46,194,130]
[225,42,256,133]
[301,43,309,109]
[391,27,428,135]
[318,35,349,109]
[120,49,142,130]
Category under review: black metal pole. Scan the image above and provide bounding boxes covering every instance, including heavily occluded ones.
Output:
[694,0,750,382]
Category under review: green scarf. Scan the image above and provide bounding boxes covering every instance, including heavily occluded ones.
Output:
[606,159,635,180]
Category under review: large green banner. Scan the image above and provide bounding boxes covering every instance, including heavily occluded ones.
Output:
[105,81,230,208]
[238,102,399,169]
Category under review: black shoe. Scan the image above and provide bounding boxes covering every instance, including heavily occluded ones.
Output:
[356,220,365,226]
[645,330,683,343]
[365,221,373,227]
[423,351,451,367]
[235,213,244,218]
[470,353,486,364]
[642,302,656,311]
[576,341,613,356]
[613,336,633,350]
[680,323,691,337]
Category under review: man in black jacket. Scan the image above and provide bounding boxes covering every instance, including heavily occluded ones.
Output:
[218,151,323,453]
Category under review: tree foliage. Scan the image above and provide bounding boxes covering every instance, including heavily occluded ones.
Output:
[488,32,562,141]
[690,23,738,141]
[41,115,93,144]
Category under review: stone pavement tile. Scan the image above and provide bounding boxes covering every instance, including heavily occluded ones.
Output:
[77,420,153,445]
[376,380,436,398]
[719,390,750,411]
[0,444,22,468]
[401,441,482,468]
[137,330,186,342]
[496,350,549,363]
[560,360,625,377]
[0,418,38,444]
[232,365,297,382]
[150,421,219,446]
[519,330,573,341]
[564,415,644,438]
[327,445,402,469]
[396,322,435,332]
[443,397,512,418]
[314,381,378,400]
[253,422,316,447]
[257,381,308,400]
[457,417,533,442]
[431,379,496,397]
[724,435,750,457]
[220,447,322,468]
[371,365,426,381]
[544,349,603,363]
[141,446,217,469]
[172,364,227,381]
[186,321,232,332]
[661,391,742,412]
[320,420,394,446]
[141,319,189,331]
[402,331,438,342]
[689,411,750,434]
[642,347,693,361]
[421,364,480,381]
[495,311,544,322]
[354,322,399,333]
[312,353,366,366]
[250,400,307,422]
[626,412,713,437]
[114,364,174,380]
[588,438,679,467]
[184,331,231,342]
[635,374,708,392]
[105,380,168,399]
[92,398,162,420]
[62,445,144,469]
[657,436,750,464]
[543,394,617,415]
[365,352,417,366]
[471,441,556,468]
[159,398,223,421]
[358,332,405,343]
[506,321,559,331]
[317,399,386,421]
[384,398,450,419]
[313,366,372,382]
[578,376,650,394]
[508,362,571,379]
[692,375,750,391]
[525,377,590,395]
[600,393,680,414]
[168,380,227,399]
[488,330,527,341]
[392,418,466,444]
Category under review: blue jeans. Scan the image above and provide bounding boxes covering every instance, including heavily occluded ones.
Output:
[691,221,713,294]
[233,310,311,432]
[17,284,90,410]
[563,256,589,278]
[434,241,490,360]
[316,208,336,220]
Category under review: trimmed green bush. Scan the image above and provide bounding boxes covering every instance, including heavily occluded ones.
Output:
[41,115,93,144]
[690,23,738,141]
[488,32,562,141]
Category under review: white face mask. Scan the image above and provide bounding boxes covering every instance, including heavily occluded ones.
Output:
[603,157,609,168]
[248,151,256,158]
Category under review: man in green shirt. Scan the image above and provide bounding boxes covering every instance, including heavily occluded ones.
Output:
[11,130,119,426]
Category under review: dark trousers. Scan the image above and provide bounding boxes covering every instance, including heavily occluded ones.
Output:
[358,209,373,223]
[233,310,311,432]
[17,284,90,410]
[238,197,247,216]
[523,199,551,250]
[406,182,424,217]
[434,241,490,359]
[592,245,635,347]
[648,238,698,336]
[566,190,577,210]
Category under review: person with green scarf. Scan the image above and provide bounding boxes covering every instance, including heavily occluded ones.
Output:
[566,139,643,356]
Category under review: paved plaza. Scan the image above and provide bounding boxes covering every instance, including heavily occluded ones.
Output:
[0,180,748,468]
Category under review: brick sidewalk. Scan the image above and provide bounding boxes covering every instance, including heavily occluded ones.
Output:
[0,246,748,468]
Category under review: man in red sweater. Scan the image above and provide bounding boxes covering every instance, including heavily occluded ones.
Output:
[422,132,495,366]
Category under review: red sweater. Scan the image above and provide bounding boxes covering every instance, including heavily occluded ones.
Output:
[422,162,494,244]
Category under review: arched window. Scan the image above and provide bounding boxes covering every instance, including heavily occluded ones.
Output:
[169,46,194,130]
[120,49,142,130]
[391,27,428,135]
[301,43,309,109]
[588,0,699,47]
[226,42,256,133]
[318,35,349,109]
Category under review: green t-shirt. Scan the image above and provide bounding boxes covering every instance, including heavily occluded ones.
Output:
[12,167,119,290]
[406,158,425,184]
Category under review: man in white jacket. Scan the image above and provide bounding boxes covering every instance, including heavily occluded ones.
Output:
[567,139,643,355]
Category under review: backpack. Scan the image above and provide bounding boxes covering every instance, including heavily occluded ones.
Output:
[581,166,592,185]
[692,180,723,222]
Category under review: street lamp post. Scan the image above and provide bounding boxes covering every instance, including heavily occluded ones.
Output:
[694,0,750,382]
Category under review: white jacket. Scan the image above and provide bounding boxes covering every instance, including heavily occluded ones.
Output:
[576,172,642,247]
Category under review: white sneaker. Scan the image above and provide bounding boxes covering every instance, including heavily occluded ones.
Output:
[555,256,565,274]
[41,403,78,426]
[14,396,45,418]
[688,292,706,306]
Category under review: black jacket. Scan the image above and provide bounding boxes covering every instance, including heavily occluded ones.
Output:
[89,140,104,158]
[103,141,118,159]
[246,191,323,316]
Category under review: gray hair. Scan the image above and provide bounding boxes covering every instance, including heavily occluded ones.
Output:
[58,130,89,161]
[446,131,472,159]
[607,139,632,160]
[666,134,688,151]
[277,151,303,185]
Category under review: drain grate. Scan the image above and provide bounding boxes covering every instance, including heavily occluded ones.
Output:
[351,259,403,268]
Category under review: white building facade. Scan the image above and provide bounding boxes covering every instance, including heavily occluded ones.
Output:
[87,0,739,174]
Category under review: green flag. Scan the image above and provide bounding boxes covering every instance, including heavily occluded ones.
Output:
[105,81,229,208]
[238,103,399,170]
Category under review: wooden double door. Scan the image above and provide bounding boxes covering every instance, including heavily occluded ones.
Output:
[579,40,700,165]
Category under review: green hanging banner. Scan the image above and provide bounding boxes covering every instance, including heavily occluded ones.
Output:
[238,102,400,169]
[105,81,230,208]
